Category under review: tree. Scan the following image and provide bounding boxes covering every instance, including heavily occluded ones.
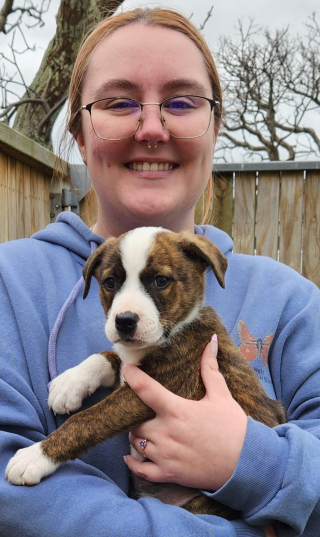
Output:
[0,0,125,148]
[215,17,320,161]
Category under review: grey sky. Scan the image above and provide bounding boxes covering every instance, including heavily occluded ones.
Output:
[3,0,318,87]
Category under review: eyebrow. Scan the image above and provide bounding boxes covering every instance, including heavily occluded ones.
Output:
[90,78,210,101]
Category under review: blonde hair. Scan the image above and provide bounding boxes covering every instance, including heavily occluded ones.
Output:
[67,7,221,225]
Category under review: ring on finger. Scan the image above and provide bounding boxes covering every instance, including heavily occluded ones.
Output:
[139,439,148,458]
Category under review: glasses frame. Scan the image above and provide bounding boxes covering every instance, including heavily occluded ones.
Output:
[79,95,220,141]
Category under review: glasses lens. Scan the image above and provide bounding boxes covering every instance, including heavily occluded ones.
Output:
[161,96,212,138]
[90,98,141,140]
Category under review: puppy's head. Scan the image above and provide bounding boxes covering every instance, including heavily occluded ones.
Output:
[83,227,227,350]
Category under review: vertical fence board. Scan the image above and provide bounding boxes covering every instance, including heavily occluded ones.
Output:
[233,171,256,254]
[256,172,280,259]
[22,163,32,239]
[279,171,303,272]
[303,171,320,287]
[212,172,233,237]
[16,160,26,239]
[7,155,17,242]
[0,152,8,243]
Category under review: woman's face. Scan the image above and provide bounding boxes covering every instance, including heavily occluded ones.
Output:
[77,23,218,237]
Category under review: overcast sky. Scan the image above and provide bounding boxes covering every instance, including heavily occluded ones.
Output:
[3,0,319,88]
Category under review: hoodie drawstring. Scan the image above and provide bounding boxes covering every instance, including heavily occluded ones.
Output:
[47,241,98,386]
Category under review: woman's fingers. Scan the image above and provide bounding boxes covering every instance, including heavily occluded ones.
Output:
[122,363,179,415]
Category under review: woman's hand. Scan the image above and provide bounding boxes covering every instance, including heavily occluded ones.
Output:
[122,335,247,491]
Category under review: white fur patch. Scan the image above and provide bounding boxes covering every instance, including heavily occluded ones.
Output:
[5,443,59,485]
[105,228,165,351]
[48,354,115,415]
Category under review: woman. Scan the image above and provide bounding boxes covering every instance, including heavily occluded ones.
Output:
[1,7,320,536]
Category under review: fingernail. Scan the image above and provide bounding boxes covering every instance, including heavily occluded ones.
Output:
[211,334,218,356]
[123,456,128,465]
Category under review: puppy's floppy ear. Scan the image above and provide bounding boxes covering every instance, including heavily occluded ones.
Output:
[83,244,106,299]
[178,232,228,288]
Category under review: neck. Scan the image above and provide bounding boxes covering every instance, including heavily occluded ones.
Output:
[92,204,196,238]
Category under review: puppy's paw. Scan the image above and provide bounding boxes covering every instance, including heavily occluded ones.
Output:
[5,443,59,486]
[48,354,115,415]
[48,367,91,415]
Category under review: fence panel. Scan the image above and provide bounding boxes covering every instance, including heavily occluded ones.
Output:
[212,164,320,288]
[233,171,256,255]
[279,170,304,273]
[212,173,233,237]
[0,151,51,243]
[255,171,280,259]
[303,171,320,285]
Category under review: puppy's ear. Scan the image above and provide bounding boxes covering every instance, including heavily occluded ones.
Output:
[83,245,105,299]
[178,232,228,288]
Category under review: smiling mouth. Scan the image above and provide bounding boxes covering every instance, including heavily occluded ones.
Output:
[125,162,178,171]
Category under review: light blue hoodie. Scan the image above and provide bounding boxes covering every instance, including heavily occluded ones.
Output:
[0,212,320,537]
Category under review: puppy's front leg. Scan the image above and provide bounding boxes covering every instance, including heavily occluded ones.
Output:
[48,351,120,415]
[6,382,153,486]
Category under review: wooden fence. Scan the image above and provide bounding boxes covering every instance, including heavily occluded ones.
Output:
[211,162,320,287]
[1,123,319,286]
[0,122,68,243]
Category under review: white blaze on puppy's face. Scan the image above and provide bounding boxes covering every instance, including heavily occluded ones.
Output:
[105,227,165,348]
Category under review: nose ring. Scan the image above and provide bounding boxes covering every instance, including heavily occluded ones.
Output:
[148,142,157,149]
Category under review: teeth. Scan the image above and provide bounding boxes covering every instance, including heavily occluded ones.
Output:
[128,162,174,171]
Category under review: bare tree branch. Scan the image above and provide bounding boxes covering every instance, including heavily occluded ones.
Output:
[216,18,320,161]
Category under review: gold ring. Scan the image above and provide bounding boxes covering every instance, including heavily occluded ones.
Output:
[140,439,148,458]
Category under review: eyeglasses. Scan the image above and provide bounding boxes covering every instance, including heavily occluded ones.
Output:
[79,95,219,141]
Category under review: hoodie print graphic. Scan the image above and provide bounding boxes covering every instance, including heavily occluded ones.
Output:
[237,320,274,366]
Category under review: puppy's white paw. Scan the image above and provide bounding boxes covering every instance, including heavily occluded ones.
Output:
[48,354,114,415]
[48,367,92,415]
[5,443,59,486]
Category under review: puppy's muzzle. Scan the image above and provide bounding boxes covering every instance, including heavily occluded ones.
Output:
[115,311,140,339]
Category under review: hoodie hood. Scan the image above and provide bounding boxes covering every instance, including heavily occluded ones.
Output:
[194,224,234,257]
[33,213,234,260]
[32,212,105,262]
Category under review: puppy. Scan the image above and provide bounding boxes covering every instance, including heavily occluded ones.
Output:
[5,227,286,520]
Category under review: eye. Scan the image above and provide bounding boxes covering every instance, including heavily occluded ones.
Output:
[103,277,115,291]
[154,275,170,289]
[163,97,196,114]
[98,98,140,114]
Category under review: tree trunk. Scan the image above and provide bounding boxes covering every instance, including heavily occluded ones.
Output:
[13,0,125,149]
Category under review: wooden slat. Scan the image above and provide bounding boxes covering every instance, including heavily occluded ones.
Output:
[279,170,303,272]
[233,171,256,254]
[256,171,280,259]
[7,155,17,242]
[22,163,32,239]
[212,172,233,236]
[0,151,8,243]
[303,171,320,287]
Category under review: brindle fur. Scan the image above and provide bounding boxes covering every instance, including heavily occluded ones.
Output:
[41,230,286,520]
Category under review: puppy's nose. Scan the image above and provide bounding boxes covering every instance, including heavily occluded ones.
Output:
[115,311,139,337]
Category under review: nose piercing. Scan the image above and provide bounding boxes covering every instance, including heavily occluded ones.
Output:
[148,142,157,149]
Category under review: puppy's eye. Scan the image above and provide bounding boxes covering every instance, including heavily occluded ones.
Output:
[154,275,170,289]
[103,277,115,291]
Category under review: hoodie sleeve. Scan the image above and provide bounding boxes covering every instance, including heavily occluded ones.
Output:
[205,276,320,536]
[0,270,267,537]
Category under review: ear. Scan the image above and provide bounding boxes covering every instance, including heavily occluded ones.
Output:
[178,232,228,288]
[83,245,105,299]
[76,133,87,165]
